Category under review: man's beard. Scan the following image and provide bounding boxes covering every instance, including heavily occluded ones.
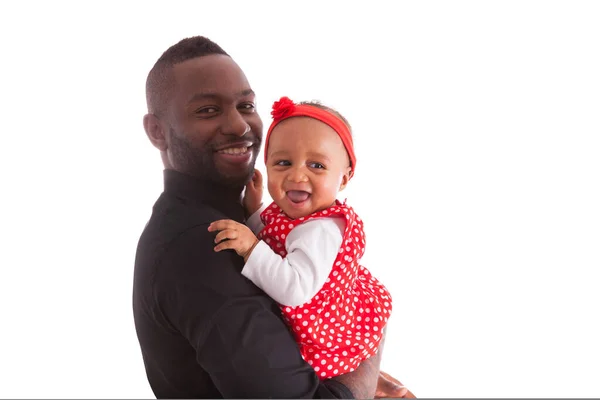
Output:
[168,128,258,188]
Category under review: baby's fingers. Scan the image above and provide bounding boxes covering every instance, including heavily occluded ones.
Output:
[214,229,238,244]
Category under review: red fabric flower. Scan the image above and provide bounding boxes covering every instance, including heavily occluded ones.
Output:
[271,96,295,120]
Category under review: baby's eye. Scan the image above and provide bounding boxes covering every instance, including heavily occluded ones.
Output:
[275,160,291,166]
[309,162,325,169]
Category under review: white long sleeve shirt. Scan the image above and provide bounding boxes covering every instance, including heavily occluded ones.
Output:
[244,206,346,307]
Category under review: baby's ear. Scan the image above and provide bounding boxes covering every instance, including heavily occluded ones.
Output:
[339,167,352,191]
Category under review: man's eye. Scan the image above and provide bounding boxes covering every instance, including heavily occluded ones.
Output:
[196,107,218,114]
[239,103,256,112]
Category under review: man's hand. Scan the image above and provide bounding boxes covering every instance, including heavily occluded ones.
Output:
[208,219,260,262]
[375,370,416,398]
[243,169,264,217]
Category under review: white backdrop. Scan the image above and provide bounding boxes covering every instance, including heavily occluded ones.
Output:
[1,0,599,398]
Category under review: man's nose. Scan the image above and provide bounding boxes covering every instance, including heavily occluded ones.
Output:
[223,109,250,137]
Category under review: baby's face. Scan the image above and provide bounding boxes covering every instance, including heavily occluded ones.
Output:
[265,117,352,219]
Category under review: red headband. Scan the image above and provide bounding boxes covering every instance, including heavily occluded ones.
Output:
[264,96,356,175]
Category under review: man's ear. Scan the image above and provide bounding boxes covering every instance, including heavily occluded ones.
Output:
[339,167,352,191]
[143,114,167,151]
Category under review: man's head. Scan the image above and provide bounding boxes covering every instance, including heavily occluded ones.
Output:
[143,36,263,188]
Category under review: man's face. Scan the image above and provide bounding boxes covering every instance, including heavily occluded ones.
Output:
[163,54,263,187]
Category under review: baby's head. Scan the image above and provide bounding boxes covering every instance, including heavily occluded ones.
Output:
[263,97,355,219]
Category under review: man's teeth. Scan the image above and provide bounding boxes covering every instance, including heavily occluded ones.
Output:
[219,147,250,155]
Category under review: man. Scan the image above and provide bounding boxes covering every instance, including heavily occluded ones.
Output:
[133,35,413,398]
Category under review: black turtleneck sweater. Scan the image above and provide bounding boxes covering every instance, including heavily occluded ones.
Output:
[132,170,353,399]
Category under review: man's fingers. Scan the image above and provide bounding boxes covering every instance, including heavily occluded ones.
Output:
[374,371,411,399]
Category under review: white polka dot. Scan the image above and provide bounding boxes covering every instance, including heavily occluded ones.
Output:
[302,321,308,326]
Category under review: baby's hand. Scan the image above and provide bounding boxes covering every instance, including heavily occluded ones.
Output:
[208,219,259,262]
[243,169,263,217]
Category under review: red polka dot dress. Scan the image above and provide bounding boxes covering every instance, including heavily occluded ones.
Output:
[257,200,392,379]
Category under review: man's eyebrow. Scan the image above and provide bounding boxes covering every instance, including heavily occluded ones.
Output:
[240,89,255,97]
[187,89,255,104]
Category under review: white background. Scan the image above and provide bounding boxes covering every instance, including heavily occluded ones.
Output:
[1,0,599,398]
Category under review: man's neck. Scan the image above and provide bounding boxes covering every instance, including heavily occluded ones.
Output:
[162,169,245,222]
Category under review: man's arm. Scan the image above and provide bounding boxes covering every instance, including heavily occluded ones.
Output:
[334,330,385,399]
[160,225,373,398]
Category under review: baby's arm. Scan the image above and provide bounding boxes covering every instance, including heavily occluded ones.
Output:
[242,217,345,307]
[246,203,267,235]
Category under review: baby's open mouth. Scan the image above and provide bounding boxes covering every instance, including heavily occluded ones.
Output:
[286,190,310,203]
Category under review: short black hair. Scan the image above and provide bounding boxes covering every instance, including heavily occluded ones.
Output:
[145,36,229,115]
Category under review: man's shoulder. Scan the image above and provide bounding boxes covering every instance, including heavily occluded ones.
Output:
[135,193,259,295]
[146,193,226,237]
[133,193,231,283]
